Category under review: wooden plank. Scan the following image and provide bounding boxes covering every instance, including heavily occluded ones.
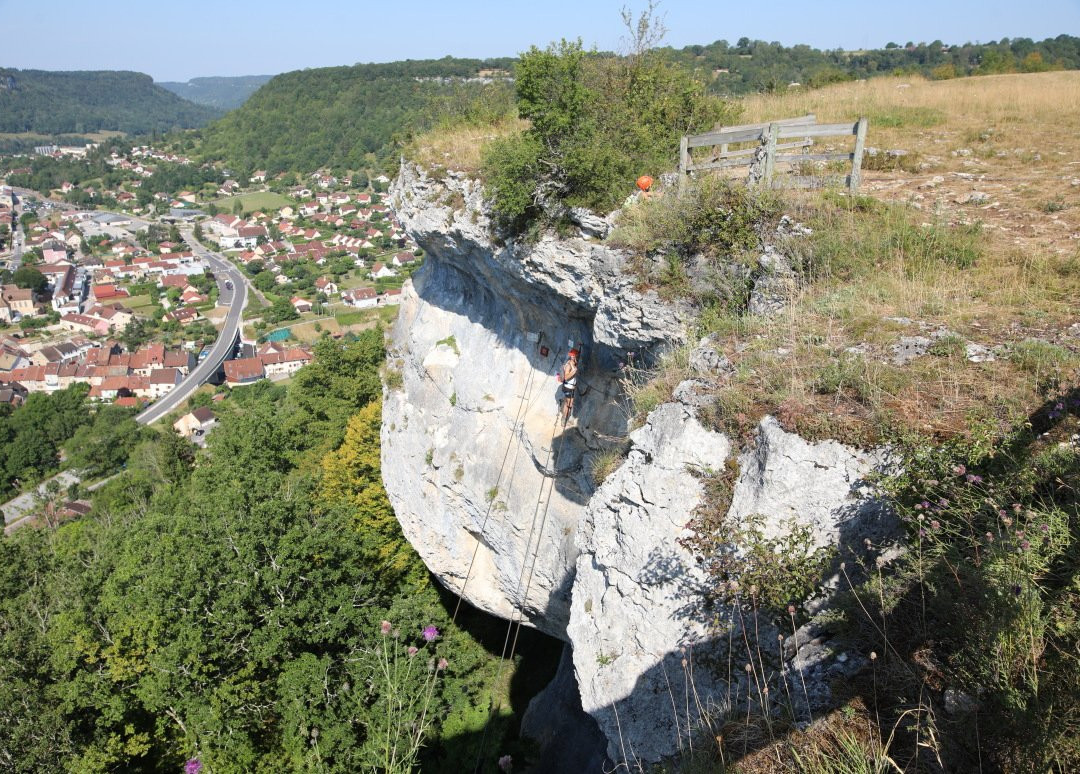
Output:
[716,114,816,133]
[763,123,778,188]
[678,134,689,196]
[687,127,766,147]
[710,139,812,161]
[849,116,868,192]
[772,152,855,163]
[688,157,755,173]
[777,121,859,139]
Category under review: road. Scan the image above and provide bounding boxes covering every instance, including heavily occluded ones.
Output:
[135,228,247,425]
[2,471,118,533]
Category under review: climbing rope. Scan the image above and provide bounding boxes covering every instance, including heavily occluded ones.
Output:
[450,344,563,624]
[473,407,572,772]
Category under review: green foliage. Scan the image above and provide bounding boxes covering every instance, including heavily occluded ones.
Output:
[1008,339,1079,393]
[0,335,521,771]
[809,199,984,282]
[0,384,93,495]
[844,394,1080,770]
[11,264,46,293]
[197,58,514,175]
[612,175,781,259]
[0,68,219,135]
[157,75,274,110]
[482,40,736,229]
[62,404,148,479]
[663,35,1080,97]
[683,506,834,618]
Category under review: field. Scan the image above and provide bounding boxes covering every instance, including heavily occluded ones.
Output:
[211,191,291,214]
[334,304,399,328]
[739,71,1080,256]
[623,70,1080,446]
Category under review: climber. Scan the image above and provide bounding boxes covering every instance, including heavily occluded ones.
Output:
[558,349,580,422]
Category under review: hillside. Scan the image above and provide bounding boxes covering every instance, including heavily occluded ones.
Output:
[397,61,1080,770]
[158,74,275,110]
[195,57,514,176]
[666,34,1080,95]
[0,68,221,136]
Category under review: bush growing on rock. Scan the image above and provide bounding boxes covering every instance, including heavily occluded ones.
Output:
[481,39,736,230]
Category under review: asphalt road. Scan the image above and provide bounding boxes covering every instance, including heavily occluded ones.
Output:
[135,228,247,425]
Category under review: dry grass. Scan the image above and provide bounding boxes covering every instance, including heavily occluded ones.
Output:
[405,117,527,176]
[639,72,1080,447]
[738,72,1080,256]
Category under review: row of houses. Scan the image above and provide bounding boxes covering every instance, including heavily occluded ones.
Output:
[223,342,313,386]
[0,340,195,402]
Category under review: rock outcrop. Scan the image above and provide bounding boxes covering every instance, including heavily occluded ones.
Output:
[384,164,894,765]
[384,164,687,637]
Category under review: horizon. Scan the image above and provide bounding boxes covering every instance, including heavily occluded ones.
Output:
[3,0,1079,82]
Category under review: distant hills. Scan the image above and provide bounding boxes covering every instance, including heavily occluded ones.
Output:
[195,57,515,176]
[0,68,220,136]
[158,75,275,110]
[664,34,1080,94]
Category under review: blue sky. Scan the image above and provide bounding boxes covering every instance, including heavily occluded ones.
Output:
[3,0,1078,82]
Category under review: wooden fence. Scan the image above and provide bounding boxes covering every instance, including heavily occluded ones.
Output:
[677,114,869,194]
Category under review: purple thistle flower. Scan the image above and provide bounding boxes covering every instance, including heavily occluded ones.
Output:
[1020,540,1031,551]
[437,657,449,671]
[952,464,966,476]
[1040,523,1050,533]
[930,520,941,531]
[185,759,202,774]
[407,646,418,657]
[380,620,391,636]
[938,498,950,508]
[422,625,439,642]
[919,528,927,538]
[920,500,931,510]
[498,755,513,773]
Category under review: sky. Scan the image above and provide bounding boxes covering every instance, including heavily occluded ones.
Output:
[2,0,1078,82]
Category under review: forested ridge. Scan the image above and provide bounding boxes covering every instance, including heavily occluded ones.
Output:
[665,34,1080,93]
[158,75,275,111]
[0,332,537,772]
[0,69,220,135]
[194,57,515,176]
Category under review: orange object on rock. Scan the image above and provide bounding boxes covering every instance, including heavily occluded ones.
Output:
[636,175,653,192]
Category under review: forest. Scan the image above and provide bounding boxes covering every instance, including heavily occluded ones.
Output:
[0,332,546,772]
[0,69,220,135]
[666,34,1080,94]
[193,58,515,176]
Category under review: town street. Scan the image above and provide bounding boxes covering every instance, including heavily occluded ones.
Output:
[135,227,247,425]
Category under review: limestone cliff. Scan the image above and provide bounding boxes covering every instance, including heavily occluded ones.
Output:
[383,164,894,765]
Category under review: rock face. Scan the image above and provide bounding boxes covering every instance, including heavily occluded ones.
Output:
[384,164,894,765]
[568,404,892,764]
[568,402,732,764]
[383,164,687,637]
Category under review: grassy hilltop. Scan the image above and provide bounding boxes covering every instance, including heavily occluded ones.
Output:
[410,60,1080,771]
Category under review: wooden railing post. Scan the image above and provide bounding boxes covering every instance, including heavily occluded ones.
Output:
[763,123,778,188]
[849,116,868,192]
[678,134,689,197]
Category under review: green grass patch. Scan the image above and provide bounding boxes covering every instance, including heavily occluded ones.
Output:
[124,294,156,312]
[211,191,291,215]
[335,305,398,327]
[867,105,946,128]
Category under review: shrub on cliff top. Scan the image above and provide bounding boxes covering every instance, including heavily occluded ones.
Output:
[482,38,737,230]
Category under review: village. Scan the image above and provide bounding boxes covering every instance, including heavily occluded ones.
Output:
[0,145,423,412]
